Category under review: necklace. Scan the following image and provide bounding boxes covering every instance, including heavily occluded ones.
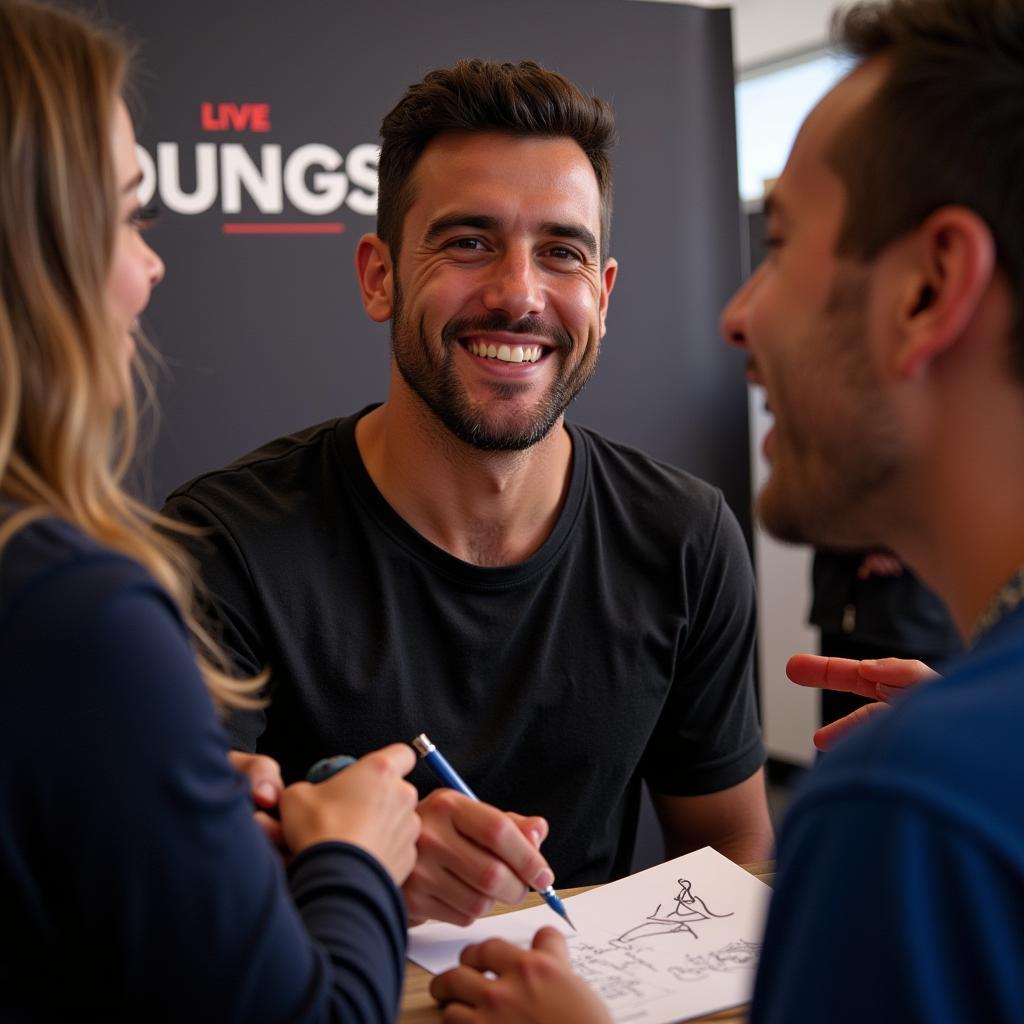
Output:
[970,564,1024,645]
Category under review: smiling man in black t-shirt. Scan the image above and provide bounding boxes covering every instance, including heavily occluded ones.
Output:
[165,58,771,927]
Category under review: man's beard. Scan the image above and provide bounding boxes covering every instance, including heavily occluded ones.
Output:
[757,268,905,549]
[390,283,598,452]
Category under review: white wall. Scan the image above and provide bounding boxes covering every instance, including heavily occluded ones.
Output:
[728,0,839,69]
[639,0,839,69]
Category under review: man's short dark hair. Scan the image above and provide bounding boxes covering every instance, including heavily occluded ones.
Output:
[829,0,1024,377]
[376,59,616,263]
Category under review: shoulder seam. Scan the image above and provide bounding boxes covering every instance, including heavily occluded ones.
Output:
[170,418,342,497]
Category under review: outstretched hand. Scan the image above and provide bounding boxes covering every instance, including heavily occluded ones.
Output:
[430,927,611,1024]
[786,654,938,750]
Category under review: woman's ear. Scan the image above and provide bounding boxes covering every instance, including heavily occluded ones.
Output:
[355,234,394,323]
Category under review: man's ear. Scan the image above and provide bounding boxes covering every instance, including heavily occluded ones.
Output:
[598,257,618,337]
[355,233,394,323]
[895,206,996,378]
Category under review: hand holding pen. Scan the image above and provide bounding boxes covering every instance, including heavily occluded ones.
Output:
[412,734,575,930]
[306,741,561,928]
[385,750,556,927]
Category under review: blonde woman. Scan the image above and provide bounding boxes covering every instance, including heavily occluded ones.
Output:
[0,1,419,1018]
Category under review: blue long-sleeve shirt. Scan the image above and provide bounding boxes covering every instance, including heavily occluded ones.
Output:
[0,516,407,1021]
[751,605,1024,1023]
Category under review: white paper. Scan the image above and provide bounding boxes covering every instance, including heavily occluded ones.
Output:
[408,847,770,1024]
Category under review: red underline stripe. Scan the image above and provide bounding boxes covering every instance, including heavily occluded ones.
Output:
[222,223,344,235]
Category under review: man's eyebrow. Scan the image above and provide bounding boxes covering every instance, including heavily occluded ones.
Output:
[121,172,144,195]
[423,213,500,243]
[542,222,598,261]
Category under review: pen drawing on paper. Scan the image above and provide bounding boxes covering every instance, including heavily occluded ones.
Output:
[407,846,771,1024]
[612,877,734,944]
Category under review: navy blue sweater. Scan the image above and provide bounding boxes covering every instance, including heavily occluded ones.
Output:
[0,517,407,1021]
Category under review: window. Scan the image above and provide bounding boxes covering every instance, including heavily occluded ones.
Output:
[735,53,851,203]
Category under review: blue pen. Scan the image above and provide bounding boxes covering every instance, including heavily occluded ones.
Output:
[411,733,576,931]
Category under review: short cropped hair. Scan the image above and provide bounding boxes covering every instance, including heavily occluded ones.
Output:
[376,59,616,262]
[830,0,1024,377]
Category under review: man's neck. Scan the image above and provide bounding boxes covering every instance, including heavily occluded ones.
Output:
[885,368,1024,641]
[354,395,573,567]
[912,472,1024,642]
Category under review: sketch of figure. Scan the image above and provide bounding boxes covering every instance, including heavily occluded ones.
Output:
[612,878,734,944]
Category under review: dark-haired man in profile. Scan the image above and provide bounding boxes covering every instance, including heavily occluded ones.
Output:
[727,2,1024,1015]
[429,1,1024,1020]
[165,59,771,927]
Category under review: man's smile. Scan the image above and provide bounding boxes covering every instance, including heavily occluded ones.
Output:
[465,339,546,364]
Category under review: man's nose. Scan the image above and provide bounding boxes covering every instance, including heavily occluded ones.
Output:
[482,249,544,321]
[719,274,754,350]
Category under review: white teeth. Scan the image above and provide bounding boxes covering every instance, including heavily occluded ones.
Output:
[466,341,539,362]
[468,341,542,363]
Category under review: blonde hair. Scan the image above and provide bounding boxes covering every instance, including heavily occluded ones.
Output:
[0,0,262,710]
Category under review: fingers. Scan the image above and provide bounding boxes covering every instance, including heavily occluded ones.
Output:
[857,657,938,693]
[405,793,554,925]
[461,937,530,976]
[813,701,890,751]
[508,813,550,849]
[439,1001,478,1024]
[228,750,284,809]
[531,927,569,960]
[809,659,934,750]
[432,930,610,1024]
[278,744,421,883]
[448,799,553,892]
[787,655,878,699]
[253,810,286,850]
[406,863,501,926]
[357,741,418,778]
[430,965,490,1011]
[787,654,936,702]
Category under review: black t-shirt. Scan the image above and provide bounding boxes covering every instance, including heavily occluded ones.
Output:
[164,407,764,884]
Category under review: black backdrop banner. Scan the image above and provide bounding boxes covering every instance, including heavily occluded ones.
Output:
[93,0,750,535]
